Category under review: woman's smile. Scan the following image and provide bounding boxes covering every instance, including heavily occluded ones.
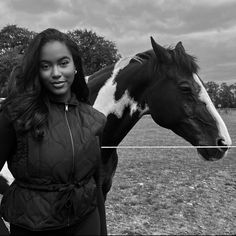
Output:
[51,80,67,89]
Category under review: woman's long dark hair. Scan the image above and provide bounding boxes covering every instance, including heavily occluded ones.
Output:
[2,28,89,138]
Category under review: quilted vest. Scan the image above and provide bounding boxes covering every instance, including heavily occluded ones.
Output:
[0,96,106,231]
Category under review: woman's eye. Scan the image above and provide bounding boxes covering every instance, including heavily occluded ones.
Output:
[60,60,69,66]
[40,64,50,70]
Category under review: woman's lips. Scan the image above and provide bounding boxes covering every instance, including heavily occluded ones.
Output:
[51,81,66,88]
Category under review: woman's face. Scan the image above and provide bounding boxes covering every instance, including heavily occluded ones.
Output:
[39,41,76,101]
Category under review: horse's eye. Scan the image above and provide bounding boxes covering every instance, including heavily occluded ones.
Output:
[179,84,192,93]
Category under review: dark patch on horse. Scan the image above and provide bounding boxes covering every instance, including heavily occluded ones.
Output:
[102,107,140,149]
[0,176,9,194]
[113,60,151,106]
[100,106,141,196]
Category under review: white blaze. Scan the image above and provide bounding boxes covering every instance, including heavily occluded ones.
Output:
[193,73,232,146]
[93,57,149,118]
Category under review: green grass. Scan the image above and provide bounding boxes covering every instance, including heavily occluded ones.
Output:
[105,110,236,235]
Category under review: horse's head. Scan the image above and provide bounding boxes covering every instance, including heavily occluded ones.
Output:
[146,37,232,161]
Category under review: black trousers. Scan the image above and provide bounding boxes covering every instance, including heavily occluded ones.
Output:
[10,208,100,236]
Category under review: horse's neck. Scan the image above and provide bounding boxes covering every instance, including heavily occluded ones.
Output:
[88,56,146,105]
[103,107,143,146]
[89,60,149,146]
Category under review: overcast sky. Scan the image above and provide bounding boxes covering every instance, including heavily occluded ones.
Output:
[0,0,235,84]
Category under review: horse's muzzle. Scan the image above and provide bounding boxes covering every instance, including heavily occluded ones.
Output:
[197,143,229,161]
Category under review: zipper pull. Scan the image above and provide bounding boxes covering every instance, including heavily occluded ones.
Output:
[65,104,68,112]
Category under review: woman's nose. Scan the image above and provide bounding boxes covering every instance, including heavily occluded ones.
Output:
[52,66,61,78]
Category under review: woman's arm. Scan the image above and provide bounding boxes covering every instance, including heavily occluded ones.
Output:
[0,111,16,171]
[94,136,107,236]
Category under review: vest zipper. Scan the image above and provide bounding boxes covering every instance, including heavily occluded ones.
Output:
[64,104,75,176]
[64,104,75,227]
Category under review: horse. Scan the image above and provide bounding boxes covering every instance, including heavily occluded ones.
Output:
[0,36,232,233]
[87,37,232,197]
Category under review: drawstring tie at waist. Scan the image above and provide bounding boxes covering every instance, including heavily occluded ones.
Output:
[15,178,92,215]
[56,183,78,213]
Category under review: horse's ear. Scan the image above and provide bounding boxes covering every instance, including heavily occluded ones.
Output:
[175,41,185,52]
[150,36,171,63]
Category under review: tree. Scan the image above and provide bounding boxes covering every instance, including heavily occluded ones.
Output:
[0,25,36,96]
[205,81,220,106]
[218,83,234,108]
[0,49,23,96]
[205,81,236,108]
[67,29,121,75]
[229,83,236,108]
[0,24,36,54]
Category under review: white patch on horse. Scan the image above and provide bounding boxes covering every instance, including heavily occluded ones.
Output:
[1,163,14,185]
[85,76,89,84]
[193,73,232,146]
[109,90,148,118]
[93,56,137,117]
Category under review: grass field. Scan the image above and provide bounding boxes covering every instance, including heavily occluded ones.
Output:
[105,109,236,235]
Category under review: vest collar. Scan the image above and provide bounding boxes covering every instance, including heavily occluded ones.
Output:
[47,93,79,106]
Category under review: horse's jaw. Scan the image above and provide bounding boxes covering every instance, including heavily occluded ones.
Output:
[171,125,230,162]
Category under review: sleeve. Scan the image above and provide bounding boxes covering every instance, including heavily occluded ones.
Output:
[94,135,107,235]
[0,111,17,172]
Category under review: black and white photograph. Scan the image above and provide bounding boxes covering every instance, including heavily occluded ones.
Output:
[0,0,235,235]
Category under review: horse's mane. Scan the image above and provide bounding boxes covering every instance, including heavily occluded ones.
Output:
[88,44,199,85]
[130,46,199,73]
[168,46,199,73]
[130,50,154,64]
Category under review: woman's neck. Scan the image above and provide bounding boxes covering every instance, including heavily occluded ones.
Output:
[47,91,72,103]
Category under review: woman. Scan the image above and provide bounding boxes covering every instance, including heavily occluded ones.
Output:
[0,28,107,235]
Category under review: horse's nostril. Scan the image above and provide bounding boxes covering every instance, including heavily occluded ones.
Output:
[217,138,228,152]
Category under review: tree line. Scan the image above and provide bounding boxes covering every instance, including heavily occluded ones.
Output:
[205,81,236,108]
[0,25,235,108]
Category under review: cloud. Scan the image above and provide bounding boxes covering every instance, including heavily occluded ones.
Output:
[7,0,65,14]
[0,0,235,83]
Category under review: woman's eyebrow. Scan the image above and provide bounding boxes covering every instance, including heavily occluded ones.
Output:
[58,56,71,61]
[40,56,71,63]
